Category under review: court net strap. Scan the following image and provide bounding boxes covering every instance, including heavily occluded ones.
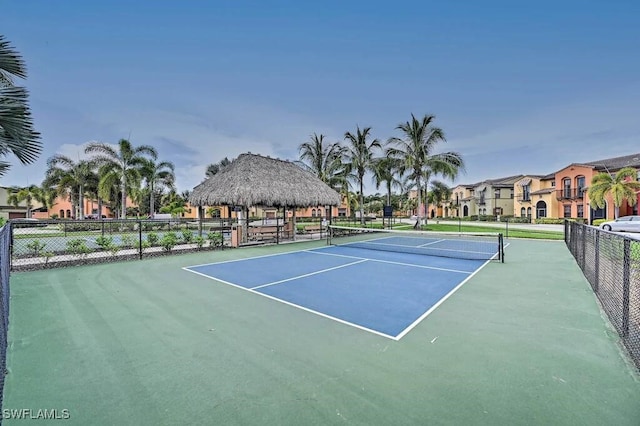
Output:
[327,225,504,262]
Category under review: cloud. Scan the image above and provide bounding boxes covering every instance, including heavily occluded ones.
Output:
[447,83,640,185]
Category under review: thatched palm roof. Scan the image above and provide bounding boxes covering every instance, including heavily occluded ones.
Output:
[190,153,341,207]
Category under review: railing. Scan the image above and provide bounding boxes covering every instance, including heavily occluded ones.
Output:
[516,193,531,202]
[565,220,640,370]
[556,189,586,200]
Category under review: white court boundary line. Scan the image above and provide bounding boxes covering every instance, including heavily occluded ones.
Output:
[417,239,445,247]
[182,265,398,340]
[394,257,494,339]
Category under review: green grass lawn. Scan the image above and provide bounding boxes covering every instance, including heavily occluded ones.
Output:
[422,223,564,240]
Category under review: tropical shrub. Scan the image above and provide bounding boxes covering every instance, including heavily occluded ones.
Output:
[160,232,178,252]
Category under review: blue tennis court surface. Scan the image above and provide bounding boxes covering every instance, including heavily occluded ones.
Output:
[184,246,490,339]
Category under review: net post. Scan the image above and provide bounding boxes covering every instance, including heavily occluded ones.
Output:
[499,233,504,263]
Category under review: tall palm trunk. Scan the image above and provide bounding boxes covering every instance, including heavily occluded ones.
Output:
[359,174,365,225]
[149,181,155,217]
[120,175,126,219]
[78,184,84,219]
[415,176,422,228]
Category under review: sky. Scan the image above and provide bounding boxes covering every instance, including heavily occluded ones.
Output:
[1,0,639,194]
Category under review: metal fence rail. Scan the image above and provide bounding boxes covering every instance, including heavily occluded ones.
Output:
[565,220,640,370]
[0,225,11,413]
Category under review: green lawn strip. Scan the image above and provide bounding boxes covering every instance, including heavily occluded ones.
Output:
[422,223,563,239]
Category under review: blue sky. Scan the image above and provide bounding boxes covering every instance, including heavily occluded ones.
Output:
[2,0,639,193]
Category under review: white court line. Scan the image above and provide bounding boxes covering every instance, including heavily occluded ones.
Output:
[251,259,368,290]
[394,257,494,340]
[305,249,472,274]
[418,239,445,247]
[182,265,398,341]
[184,245,324,269]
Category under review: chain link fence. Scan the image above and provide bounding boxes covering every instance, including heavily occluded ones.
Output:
[0,225,11,413]
[565,220,640,370]
[10,218,232,271]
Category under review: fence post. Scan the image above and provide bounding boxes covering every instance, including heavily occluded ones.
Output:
[138,219,143,260]
[580,225,587,269]
[594,231,600,293]
[622,238,630,338]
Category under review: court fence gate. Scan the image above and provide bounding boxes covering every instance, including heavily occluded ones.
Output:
[564,220,640,370]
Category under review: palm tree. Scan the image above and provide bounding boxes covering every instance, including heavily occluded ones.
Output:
[387,114,464,227]
[205,157,232,178]
[140,158,175,216]
[343,126,382,224]
[298,133,346,190]
[85,139,157,218]
[373,156,403,207]
[588,167,640,219]
[38,182,59,217]
[0,36,41,176]
[7,185,42,218]
[427,180,452,218]
[45,155,96,219]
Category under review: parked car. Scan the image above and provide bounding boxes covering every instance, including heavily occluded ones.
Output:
[599,215,640,232]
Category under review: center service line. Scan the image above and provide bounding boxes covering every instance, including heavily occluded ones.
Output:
[250,259,368,290]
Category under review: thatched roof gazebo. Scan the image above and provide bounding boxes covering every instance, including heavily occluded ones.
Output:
[190,153,341,244]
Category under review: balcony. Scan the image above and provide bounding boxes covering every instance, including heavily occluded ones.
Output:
[516,193,531,202]
[556,189,585,200]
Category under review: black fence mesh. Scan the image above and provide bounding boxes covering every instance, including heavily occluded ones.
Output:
[10,218,231,271]
[9,217,340,271]
[0,225,11,413]
[565,220,640,370]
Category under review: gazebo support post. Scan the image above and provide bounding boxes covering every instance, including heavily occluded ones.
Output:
[292,208,296,242]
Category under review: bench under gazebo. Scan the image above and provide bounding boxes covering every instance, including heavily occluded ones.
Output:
[189,153,341,246]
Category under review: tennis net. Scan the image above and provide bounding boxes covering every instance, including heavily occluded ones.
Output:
[327,225,504,262]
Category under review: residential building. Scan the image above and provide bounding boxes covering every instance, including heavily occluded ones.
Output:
[470,175,523,217]
[514,173,558,221]
[446,184,474,218]
[554,153,640,223]
[0,186,43,219]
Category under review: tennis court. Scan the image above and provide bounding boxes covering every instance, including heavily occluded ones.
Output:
[3,235,640,425]
[185,247,489,339]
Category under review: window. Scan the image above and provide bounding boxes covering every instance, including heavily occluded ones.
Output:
[527,207,531,218]
[577,204,584,218]
[576,176,585,198]
[551,180,555,187]
[66,209,71,219]
[311,209,316,217]
[455,194,459,204]
[520,207,526,217]
[564,205,571,218]
[59,209,64,218]
[479,190,486,205]
[510,189,514,199]
[536,201,547,218]
[563,178,571,198]
[522,184,530,201]
[338,208,347,217]
[494,188,500,200]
